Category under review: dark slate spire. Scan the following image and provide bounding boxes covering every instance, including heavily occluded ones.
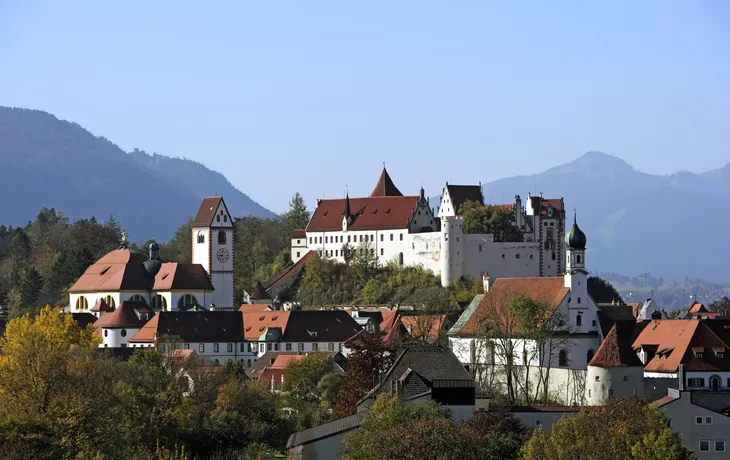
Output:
[344,192,352,222]
[143,238,163,277]
[564,211,587,250]
[370,165,403,197]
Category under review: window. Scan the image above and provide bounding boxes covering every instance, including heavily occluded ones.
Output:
[312,343,319,351]
[400,234,403,241]
[390,234,393,241]
[319,237,322,243]
[347,236,351,243]
[183,343,190,350]
[267,343,272,351]
[576,314,582,327]
[587,349,594,363]
[592,319,596,326]
[104,329,108,337]
[516,254,520,259]
[75,296,89,311]
[335,250,339,257]
[577,297,582,304]
[259,343,265,353]
[705,416,713,425]
[697,352,704,358]
[213,343,219,352]
[298,343,304,351]
[152,294,168,310]
[535,420,542,427]
[688,378,705,388]
[227,343,233,353]
[501,254,505,259]
[199,344,205,353]
[608,389,614,397]
[359,235,363,242]
[178,294,199,310]
[309,237,312,244]
[216,215,220,223]
[130,294,147,305]
[380,234,384,241]
[699,441,710,452]
[552,252,556,261]
[623,376,629,382]
[530,254,533,259]
[120,329,127,337]
[328,343,335,351]
[286,343,292,351]
[558,350,568,367]
[240,343,244,352]
[297,252,300,258]
[715,441,725,452]
[104,295,117,308]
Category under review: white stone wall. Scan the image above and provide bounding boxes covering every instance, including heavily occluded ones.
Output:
[585,365,644,405]
[192,227,211,274]
[307,229,411,266]
[291,237,308,263]
[684,371,730,390]
[251,341,345,358]
[150,341,256,365]
[462,236,540,281]
[70,291,153,312]
[99,326,141,348]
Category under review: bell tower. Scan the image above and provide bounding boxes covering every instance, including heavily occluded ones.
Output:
[192,197,234,308]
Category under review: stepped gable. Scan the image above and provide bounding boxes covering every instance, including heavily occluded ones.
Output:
[370,166,403,197]
[445,184,483,214]
[589,320,646,367]
[93,301,154,329]
[457,277,569,337]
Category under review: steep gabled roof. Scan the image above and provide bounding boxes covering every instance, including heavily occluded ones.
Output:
[287,412,367,449]
[689,301,708,314]
[242,311,291,341]
[632,320,699,372]
[69,249,151,292]
[265,250,315,290]
[307,196,419,232]
[400,315,446,341]
[370,167,403,197]
[448,294,484,336]
[193,197,224,226]
[457,277,569,337]
[444,184,483,214]
[589,321,646,367]
[251,281,272,300]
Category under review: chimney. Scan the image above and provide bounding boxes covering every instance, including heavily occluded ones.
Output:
[678,364,685,391]
[482,273,492,293]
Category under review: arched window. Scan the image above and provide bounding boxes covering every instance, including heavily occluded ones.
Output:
[152,294,168,310]
[587,349,594,364]
[104,295,116,308]
[130,294,147,305]
[247,359,252,367]
[576,314,582,327]
[178,294,199,310]
[121,329,127,338]
[558,350,568,367]
[218,230,227,245]
[75,296,88,311]
[710,375,721,391]
[104,329,108,337]
[576,254,582,264]
[399,252,404,266]
[197,231,205,244]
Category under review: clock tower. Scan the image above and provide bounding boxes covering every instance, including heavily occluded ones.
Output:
[192,196,235,308]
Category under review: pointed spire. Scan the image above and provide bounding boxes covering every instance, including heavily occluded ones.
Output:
[370,166,403,197]
[344,192,352,222]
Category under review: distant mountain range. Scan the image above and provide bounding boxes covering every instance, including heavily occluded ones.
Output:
[0,107,274,240]
[432,151,730,282]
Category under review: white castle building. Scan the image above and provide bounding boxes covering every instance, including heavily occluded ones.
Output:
[291,167,567,286]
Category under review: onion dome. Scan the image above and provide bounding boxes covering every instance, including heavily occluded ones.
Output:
[564,212,587,250]
[143,239,163,277]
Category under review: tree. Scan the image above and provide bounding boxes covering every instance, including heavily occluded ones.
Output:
[588,276,622,304]
[521,397,694,460]
[336,332,401,416]
[283,192,310,233]
[162,218,193,263]
[283,353,340,430]
[459,201,521,242]
[14,267,43,317]
[709,296,730,316]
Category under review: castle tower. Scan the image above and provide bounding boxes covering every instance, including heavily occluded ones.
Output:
[564,211,586,275]
[440,216,464,287]
[192,197,234,308]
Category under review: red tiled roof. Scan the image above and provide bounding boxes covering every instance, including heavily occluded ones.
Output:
[239,304,272,312]
[370,167,403,197]
[689,302,708,313]
[271,354,306,369]
[589,321,645,367]
[291,229,306,238]
[458,277,569,336]
[93,301,154,329]
[242,311,291,341]
[633,320,699,372]
[650,395,678,408]
[400,315,446,341]
[529,196,563,216]
[90,298,113,313]
[193,197,224,226]
[154,263,214,291]
[307,196,419,232]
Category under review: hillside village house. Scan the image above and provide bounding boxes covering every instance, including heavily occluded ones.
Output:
[290,167,567,287]
[447,214,600,397]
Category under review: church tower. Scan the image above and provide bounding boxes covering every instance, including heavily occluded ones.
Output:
[192,197,234,308]
[564,211,587,275]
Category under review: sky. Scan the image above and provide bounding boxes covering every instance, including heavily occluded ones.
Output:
[1,1,728,213]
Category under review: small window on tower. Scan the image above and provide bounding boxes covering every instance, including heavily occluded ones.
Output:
[224,215,228,222]
[218,231,226,245]
[197,232,205,244]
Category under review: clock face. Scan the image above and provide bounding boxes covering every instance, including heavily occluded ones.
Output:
[217,248,230,263]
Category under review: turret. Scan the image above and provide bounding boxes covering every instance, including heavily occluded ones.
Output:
[143,239,163,277]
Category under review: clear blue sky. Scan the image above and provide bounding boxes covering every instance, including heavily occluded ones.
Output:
[1,1,728,213]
